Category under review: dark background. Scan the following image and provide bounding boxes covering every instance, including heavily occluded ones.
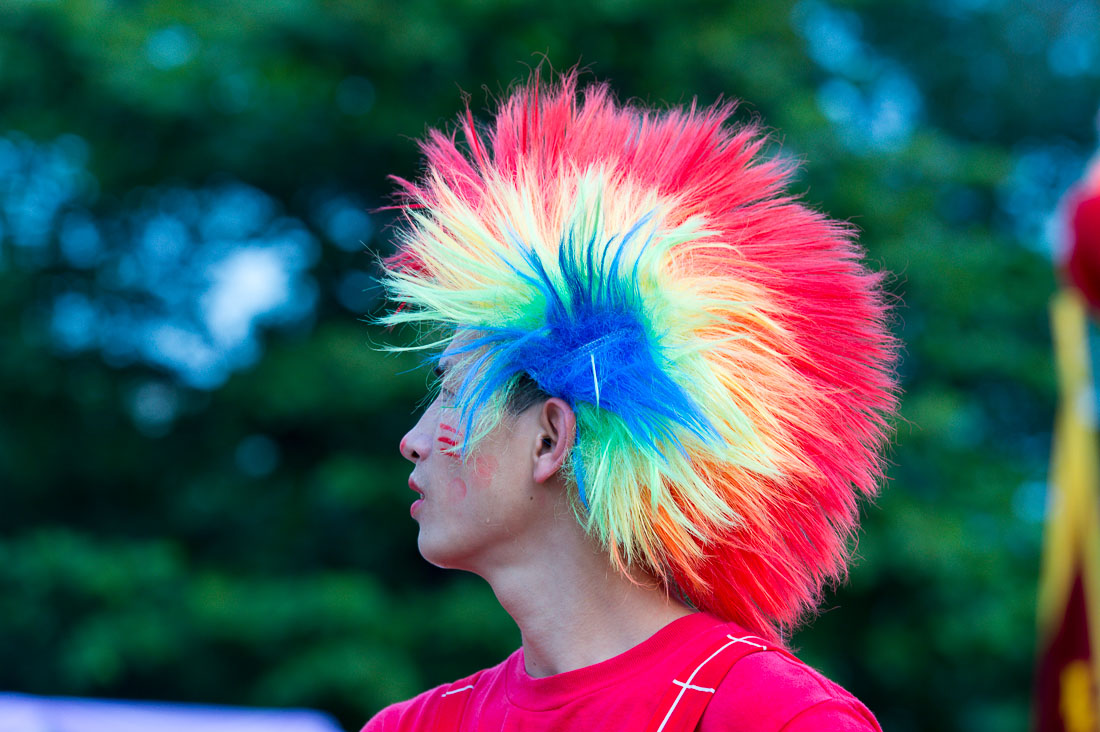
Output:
[2,1,1099,730]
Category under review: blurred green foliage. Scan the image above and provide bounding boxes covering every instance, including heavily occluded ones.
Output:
[1,0,1098,730]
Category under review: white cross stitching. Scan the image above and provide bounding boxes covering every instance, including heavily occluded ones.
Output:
[673,680,716,693]
[654,635,769,732]
[726,634,768,651]
[441,685,474,697]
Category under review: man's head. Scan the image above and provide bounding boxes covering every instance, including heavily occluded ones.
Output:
[380,70,898,643]
[399,342,576,571]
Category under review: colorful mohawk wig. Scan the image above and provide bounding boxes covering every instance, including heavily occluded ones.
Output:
[379,72,898,643]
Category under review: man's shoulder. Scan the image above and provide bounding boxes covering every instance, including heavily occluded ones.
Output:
[701,639,881,732]
[360,656,512,732]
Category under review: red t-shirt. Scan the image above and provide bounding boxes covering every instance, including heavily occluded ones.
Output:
[363,613,881,731]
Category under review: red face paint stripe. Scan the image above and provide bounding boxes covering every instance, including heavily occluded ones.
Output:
[437,434,461,461]
[439,423,459,434]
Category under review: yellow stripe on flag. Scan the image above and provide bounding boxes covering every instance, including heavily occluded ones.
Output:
[1036,289,1100,730]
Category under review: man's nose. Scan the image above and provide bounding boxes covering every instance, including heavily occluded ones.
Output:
[400,418,432,463]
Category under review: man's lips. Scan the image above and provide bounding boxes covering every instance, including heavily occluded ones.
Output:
[409,477,425,518]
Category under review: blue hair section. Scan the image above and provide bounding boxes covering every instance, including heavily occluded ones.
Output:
[439,213,722,509]
[571,448,590,510]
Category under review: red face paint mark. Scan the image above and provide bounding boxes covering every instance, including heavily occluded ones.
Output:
[449,477,468,499]
[437,433,460,461]
[436,423,462,461]
[400,436,408,455]
[473,455,498,481]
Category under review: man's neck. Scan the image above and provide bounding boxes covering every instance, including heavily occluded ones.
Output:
[480,515,694,679]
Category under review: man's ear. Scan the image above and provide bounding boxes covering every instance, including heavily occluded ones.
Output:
[532,397,576,484]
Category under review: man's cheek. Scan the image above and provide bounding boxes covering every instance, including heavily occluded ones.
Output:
[473,455,498,483]
[448,477,469,498]
[437,422,461,461]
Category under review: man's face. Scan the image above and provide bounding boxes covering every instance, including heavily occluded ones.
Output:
[399,356,545,573]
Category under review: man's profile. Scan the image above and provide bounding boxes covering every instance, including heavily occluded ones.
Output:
[365,70,897,731]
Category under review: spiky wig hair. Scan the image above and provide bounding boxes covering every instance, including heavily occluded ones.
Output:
[379,72,898,643]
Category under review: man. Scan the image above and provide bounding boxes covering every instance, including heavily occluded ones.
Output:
[366,70,896,731]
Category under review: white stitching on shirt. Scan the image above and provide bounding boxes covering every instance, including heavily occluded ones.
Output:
[655,635,769,732]
[442,685,474,697]
[673,681,716,693]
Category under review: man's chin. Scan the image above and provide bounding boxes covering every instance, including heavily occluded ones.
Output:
[417,534,473,571]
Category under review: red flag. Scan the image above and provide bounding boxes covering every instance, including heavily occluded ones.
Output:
[1035,156,1100,731]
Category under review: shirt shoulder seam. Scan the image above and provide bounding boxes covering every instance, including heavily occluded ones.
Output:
[775,697,873,732]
